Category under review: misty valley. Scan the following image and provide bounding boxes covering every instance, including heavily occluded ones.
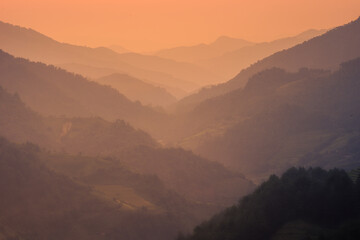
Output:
[0,13,360,240]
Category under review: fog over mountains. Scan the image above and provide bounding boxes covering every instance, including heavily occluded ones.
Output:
[156,36,255,63]
[177,17,360,112]
[1,15,360,240]
[0,21,221,97]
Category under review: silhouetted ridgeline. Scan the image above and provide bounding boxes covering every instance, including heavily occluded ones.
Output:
[180,167,360,240]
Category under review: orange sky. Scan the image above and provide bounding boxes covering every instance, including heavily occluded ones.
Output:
[1,0,359,52]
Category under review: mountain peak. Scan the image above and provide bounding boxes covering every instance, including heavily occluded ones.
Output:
[212,35,253,46]
[107,44,130,54]
[214,35,237,41]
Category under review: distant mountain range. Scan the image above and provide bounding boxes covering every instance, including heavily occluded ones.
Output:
[177,17,360,111]
[0,20,222,94]
[198,29,326,79]
[156,30,324,82]
[156,36,255,63]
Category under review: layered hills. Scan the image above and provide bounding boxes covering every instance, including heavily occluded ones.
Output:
[0,20,221,94]
[156,36,255,63]
[0,49,170,137]
[0,81,254,210]
[182,58,360,181]
[198,29,326,79]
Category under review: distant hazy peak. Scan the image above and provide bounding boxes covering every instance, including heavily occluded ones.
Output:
[212,35,255,45]
[293,28,328,39]
[107,44,130,54]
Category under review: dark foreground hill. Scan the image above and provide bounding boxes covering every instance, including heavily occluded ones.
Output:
[180,167,360,240]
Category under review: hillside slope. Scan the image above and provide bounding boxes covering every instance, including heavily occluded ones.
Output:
[96,73,177,106]
[194,58,360,181]
[0,50,169,136]
[0,84,255,207]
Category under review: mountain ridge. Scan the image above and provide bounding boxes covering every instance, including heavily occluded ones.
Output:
[0,20,220,92]
[156,36,255,63]
[176,16,360,112]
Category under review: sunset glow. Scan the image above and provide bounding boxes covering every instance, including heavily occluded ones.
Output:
[1,0,359,51]
[1,1,360,239]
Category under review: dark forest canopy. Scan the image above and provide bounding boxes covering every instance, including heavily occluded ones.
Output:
[181,167,360,240]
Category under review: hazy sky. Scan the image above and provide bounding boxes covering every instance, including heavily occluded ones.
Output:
[1,0,359,52]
